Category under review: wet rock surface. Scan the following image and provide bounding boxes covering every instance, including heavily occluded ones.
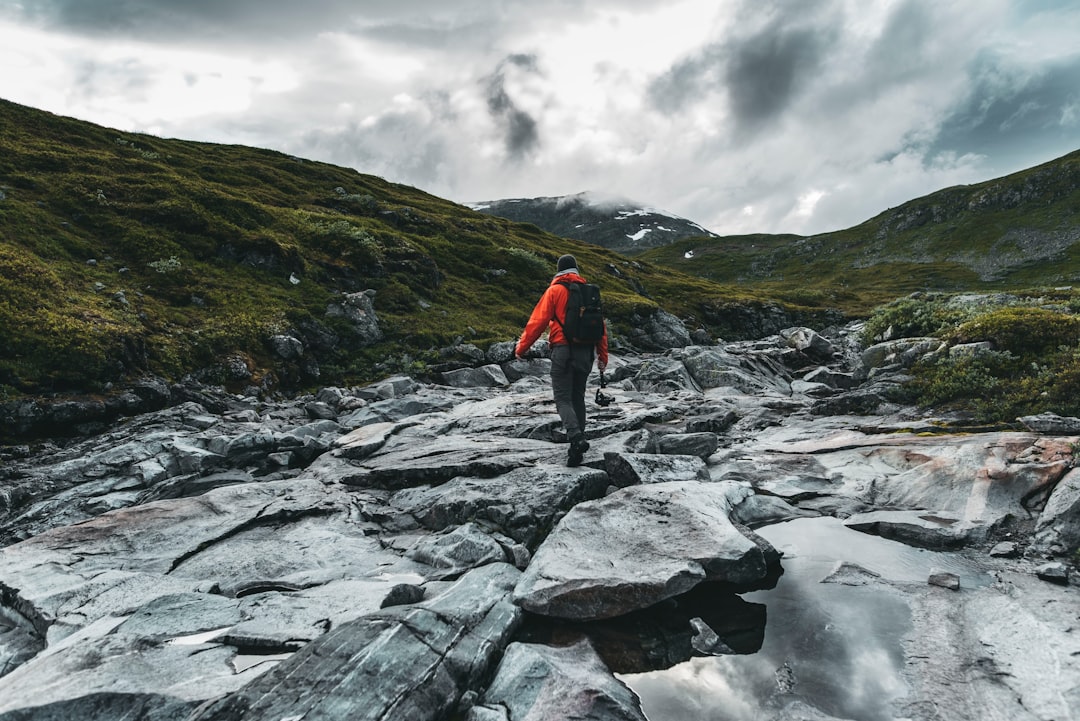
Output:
[0,325,1077,720]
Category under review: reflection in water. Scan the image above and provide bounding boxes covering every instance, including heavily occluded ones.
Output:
[621,517,993,721]
[518,578,775,675]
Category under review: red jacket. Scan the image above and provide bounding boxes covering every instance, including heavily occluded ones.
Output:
[516,272,609,365]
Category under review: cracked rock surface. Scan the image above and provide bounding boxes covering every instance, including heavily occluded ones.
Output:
[0,324,1077,720]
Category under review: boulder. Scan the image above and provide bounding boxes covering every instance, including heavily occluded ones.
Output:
[603,452,710,487]
[406,522,510,575]
[680,345,792,395]
[989,541,1020,558]
[485,341,516,364]
[790,379,834,397]
[685,409,738,434]
[844,510,987,550]
[381,583,425,608]
[781,327,836,361]
[269,334,304,360]
[325,289,382,346]
[625,309,691,351]
[513,481,780,620]
[657,432,719,459]
[1035,562,1069,585]
[860,338,944,373]
[928,571,961,590]
[439,365,510,388]
[389,466,609,546]
[1032,467,1080,555]
[630,357,700,394]
[468,640,647,721]
[500,358,552,383]
[1018,412,1080,434]
[334,421,398,460]
[802,366,855,389]
[339,396,454,428]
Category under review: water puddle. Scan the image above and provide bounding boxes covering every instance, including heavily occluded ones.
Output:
[620,517,994,720]
[166,627,232,646]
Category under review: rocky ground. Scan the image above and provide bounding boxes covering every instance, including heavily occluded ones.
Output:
[0,325,1077,721]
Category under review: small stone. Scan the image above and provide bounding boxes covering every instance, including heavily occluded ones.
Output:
[1035,562,1069,585]
[304,401,337,420]
[821,561,882,586]
[267,451,293,467]
[989,541,1019,558]
[380,583,425,608]
[928,572,960,590]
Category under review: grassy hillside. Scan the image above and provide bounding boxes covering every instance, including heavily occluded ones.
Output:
[0,99,831,397]
[640,150,1080,311]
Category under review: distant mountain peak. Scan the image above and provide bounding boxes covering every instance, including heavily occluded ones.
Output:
[466,192,717,254]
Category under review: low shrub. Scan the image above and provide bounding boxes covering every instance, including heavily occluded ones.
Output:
[947,307,1080,358]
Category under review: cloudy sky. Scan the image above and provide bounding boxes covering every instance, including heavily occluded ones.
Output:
[2,0,1078,236]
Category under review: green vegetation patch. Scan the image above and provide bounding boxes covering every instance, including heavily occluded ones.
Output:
[866,291,1080,423]
[0,98,808,395]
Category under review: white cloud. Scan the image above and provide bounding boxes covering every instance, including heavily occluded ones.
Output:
[1,0,1077,236]
[0,19,298,132]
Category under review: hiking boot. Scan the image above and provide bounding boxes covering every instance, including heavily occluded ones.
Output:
[567,435,589,467]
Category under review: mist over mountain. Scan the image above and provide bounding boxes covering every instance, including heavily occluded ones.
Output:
[639,148,1080,304]
[467,192,718,255]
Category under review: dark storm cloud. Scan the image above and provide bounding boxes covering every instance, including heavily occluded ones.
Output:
[858,0,945,89]
[930,51,1080,167]
[647,46,723,112]
[724,22,833,128]
[648,13,834,132]
[5,0,418,41]
[484,54,541,161]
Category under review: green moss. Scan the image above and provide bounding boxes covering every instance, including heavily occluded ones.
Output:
[1,97,809,395]
[948,307,1080,357]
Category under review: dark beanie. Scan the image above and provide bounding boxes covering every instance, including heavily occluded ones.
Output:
[556,254,577,272]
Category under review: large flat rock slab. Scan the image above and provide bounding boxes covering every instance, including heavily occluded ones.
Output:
[513,481,780,620]
[192,563,522,721]
[336,435,562,489]
[390,466,610,546]
[723,430,1073,530]
[843,509,987,549]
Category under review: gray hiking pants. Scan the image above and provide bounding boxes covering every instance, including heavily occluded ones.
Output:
[550,343,594,440]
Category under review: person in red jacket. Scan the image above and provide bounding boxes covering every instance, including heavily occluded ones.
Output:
[515,254,609,466]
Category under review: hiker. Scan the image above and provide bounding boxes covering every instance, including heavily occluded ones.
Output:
[515,254,609,466]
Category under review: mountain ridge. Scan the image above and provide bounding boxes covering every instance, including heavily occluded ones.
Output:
[639,149,1080,303]
[467,191,718,255]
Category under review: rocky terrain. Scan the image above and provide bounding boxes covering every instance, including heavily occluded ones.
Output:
[0,323,1078,721]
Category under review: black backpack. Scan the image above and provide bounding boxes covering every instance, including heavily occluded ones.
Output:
[555,280,605,344]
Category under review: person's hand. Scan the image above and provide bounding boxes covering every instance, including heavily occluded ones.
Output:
[597,360,607,372]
